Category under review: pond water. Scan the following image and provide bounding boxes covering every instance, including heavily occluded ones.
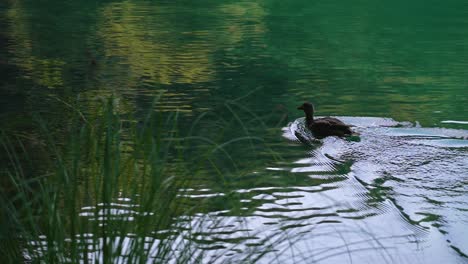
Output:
[1,0,468,263]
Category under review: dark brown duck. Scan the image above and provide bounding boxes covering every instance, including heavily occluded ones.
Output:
[297,102,353,139]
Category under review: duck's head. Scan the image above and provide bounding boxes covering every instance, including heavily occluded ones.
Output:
[297,102,315,115]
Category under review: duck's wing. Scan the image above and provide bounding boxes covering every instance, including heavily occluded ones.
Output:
[314,117,350,128]
[313,117,354,135]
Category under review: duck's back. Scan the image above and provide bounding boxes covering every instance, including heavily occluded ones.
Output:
[309,117,352,138]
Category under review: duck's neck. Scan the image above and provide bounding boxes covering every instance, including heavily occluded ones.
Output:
[305,112,314,126]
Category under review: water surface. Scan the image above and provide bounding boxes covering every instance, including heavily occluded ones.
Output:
[1,0,468,263]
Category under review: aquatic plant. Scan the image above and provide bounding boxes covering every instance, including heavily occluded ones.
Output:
[0,97,289,263]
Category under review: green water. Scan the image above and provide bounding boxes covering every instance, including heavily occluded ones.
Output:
[1,0,468,263]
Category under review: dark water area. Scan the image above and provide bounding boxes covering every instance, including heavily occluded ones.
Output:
[1,0,468,263]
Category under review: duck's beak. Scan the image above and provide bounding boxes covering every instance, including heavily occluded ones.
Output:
[297,105,304,110]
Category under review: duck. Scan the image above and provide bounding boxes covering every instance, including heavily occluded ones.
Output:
[297,102,354,139]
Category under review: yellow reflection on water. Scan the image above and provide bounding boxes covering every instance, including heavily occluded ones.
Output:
[98,1,215,85]
[6,1,65,89]
[94,0,268,114]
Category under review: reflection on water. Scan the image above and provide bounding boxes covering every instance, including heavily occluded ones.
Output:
[27,117,468,263]
[286,117,468,262]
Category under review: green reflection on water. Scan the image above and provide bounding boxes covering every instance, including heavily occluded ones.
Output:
[2,0,467,126]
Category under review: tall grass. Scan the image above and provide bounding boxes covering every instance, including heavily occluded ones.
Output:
[0,98,289,263]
